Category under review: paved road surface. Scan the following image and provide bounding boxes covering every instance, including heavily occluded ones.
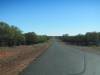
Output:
[20,40,100,75]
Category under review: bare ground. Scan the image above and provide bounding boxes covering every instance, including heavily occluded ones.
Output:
[0,42,51,75]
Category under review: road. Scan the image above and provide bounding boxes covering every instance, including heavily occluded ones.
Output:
[20,40,100,75]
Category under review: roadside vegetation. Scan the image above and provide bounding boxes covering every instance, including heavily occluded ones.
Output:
[0,21,51,75]
[0,21,49,47]
[59,32,100,46]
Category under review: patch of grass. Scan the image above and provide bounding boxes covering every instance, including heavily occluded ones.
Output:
[0,47,16,51]
[0,56,17,64]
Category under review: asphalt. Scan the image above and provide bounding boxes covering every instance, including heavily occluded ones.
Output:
[20,40,100,75]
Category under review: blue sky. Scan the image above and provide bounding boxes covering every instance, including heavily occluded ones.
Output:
[0,0,100,36]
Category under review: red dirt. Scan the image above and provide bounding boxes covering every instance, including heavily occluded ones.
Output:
[0,42,51,75]
[0,51,14,58]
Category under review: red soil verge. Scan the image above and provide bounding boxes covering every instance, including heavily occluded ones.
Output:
[0,51,14,58]
[0,42,51,75]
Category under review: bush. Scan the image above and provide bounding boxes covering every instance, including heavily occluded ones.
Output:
[36,35,49,43]
[0,22,49,47]
[59,32,100,46]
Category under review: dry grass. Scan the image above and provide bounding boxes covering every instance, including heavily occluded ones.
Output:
[0,41,52,75]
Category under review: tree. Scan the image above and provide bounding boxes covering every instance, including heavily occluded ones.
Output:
[24,32,37,45]
[0,22,11,46]
[0,22,25,46]
[0,21,50,47]
[85,32,99,45]
[36,35,49,43]
[10,25,25,46]
[60,32,100,46]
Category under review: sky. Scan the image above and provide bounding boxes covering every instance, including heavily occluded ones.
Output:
[0,0,100,36]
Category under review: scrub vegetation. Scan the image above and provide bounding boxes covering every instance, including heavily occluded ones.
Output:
[59,32,100,46]
[0,21,51,75]
[0,22,49,47]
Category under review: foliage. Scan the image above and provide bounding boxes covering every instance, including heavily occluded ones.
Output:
[0,22,49,47]
[60,32,100,46]
[24,32,37,45]
[36,35,49,43]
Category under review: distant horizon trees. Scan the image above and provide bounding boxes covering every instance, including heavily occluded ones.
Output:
[1,21,100,46]
[0,22,49,47]
[59,32,100,46]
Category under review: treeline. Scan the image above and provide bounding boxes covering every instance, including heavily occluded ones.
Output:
[0,22,49,47]
[59,32,100,46]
